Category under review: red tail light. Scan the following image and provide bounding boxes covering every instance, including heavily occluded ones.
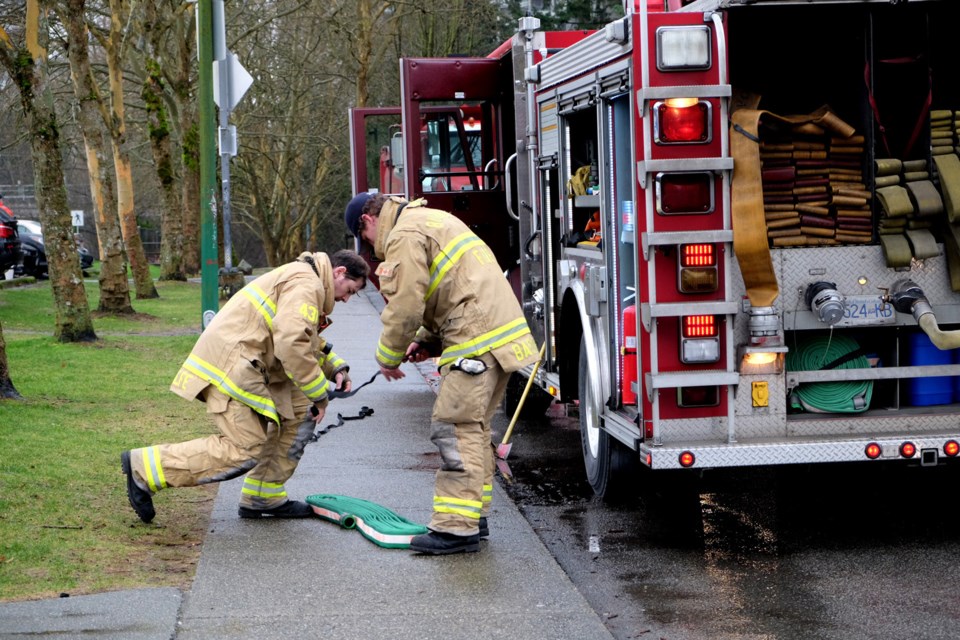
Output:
[900,442,916,458]
[656,172,714,215]
[945,440,959,457]
[655,99,711,144]
[682,315,717,338]
[0,225,14,239]
[681,244,715,267]
[865,443,882,459]
[679,451,696,467]
[677,386,719,407]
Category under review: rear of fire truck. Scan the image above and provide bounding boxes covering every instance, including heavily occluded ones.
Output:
[515,0,960,498]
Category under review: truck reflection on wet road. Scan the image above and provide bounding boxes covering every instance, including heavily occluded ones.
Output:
[497,405,960,640]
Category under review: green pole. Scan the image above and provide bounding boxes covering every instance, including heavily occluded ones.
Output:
[197,0,219,329]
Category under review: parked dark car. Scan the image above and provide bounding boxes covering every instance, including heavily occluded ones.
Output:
[15,219,94,279]
[0,198,21,279]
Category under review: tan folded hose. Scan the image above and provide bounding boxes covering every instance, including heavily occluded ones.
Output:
[730,106,855,307]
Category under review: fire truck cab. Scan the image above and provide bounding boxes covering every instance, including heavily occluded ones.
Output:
[350,0,960,498]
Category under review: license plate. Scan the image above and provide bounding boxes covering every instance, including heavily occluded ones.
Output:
[837,295,895,326]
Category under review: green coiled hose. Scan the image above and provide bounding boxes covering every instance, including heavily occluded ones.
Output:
[786,334,873,413]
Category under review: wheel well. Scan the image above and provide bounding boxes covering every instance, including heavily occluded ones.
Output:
[558,288,582,403]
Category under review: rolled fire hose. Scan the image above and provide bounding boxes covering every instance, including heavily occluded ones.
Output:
[785,335,873,413]
[306,494,427,549]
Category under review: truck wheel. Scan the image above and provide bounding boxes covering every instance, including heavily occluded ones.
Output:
[578,336,638,500]
[503,371,554,420]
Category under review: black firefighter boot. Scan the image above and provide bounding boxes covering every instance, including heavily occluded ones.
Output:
[410,530,481,555]
[121,451,155,523]
[238,500,315,519]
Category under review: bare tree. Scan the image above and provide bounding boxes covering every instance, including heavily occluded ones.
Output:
[0,321,21,399]
[0,0,96,342]
[95,0,157,299]
[139,0,185,281]
[57,0,135,313]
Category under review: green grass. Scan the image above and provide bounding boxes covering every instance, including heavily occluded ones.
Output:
[0,275,219,601]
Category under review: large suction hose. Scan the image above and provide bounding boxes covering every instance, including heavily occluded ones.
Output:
[889,279,960,350]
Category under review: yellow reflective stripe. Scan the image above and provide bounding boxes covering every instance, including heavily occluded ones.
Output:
[183,354,280,423]
[377,341,405,367]
[241,478,287,499]
[425,232,484,301]
[438,318,532,366]
[141,446,166,492]
[300,373,330,400]
[241,284,276,331]
[482,483,492,505]
[327,351,345,369]
[433,495,483,519]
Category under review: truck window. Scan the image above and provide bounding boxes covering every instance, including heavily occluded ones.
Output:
[419,102,498,193]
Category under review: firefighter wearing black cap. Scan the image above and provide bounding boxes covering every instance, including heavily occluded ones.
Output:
[344,192,539,554]
[121,250,368,523]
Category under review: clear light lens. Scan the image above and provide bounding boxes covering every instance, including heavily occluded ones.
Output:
[657,26,711,70]
[681,338,720,363]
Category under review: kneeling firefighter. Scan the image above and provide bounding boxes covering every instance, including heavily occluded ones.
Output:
[121,250,368,523]
[344,193,539,555]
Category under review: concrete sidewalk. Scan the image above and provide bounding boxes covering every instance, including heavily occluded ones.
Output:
[0,288,612,640]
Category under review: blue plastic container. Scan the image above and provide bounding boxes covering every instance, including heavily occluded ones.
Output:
[907,332,954,406]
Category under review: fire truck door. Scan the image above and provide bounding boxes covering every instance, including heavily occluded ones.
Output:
[348,107,404,196]
[399,57,518,271]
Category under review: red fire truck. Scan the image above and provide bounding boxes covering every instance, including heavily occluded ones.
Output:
[349,0,960,498]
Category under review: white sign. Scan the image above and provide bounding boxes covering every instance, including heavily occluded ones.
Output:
[213,52,254,111]
[71,210,84,227]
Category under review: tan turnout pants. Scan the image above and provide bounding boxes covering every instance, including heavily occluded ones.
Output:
[429,352,510,536]
[129,386,314,510]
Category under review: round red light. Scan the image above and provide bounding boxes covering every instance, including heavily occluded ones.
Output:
[900,442,916,458]
[679,451,695,468]
[865,443,882,459]
[944,440,960,457]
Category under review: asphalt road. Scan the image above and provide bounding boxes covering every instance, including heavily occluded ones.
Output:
[496,404,960,640]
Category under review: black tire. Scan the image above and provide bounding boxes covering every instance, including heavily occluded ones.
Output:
[502,371,554,421]
[578,336,639,500]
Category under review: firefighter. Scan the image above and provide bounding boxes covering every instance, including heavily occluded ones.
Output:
[344,193,539,554]
[121,249,369,523]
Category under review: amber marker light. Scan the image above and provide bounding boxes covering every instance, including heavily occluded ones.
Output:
[865,443,882,459]
[944,440,960,457]
[679,451,696,468]
[900,442,917,458]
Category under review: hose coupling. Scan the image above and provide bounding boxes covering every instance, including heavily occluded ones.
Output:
[889,279,929,317]
[804,281,846,326]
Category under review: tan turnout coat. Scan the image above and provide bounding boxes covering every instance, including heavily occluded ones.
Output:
[372,197,538,372]
[170,252,341,424]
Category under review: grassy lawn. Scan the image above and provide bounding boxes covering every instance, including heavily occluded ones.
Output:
[0,268,220,602]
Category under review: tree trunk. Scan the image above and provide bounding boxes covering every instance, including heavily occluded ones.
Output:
[0,321,22,400]
[143,61,186,281]
[180,112,201,275]
[59,0,134,314]
[106,0,158,299]
[0,2,97,342]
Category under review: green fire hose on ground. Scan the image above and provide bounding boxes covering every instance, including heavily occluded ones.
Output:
[306,494,427,549]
